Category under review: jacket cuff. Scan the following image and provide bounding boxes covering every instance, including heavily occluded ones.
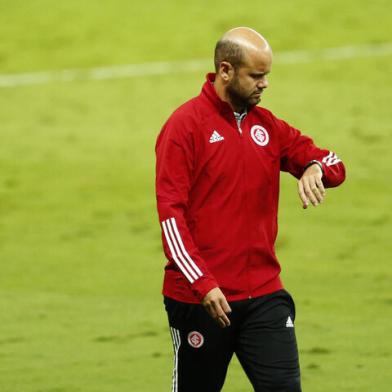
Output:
[191,276,219,302]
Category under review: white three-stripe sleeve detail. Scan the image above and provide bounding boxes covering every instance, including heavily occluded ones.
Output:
[170,217,203,277]
[162,221,195,283]
[170,327,181,392]
[322,151,334,163]
[165,219,200,281]
[327,158,341,166]
[322,151,342,166]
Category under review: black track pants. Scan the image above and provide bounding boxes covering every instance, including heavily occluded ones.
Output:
[165,290,301,392]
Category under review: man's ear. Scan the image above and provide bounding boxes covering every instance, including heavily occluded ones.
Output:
[218,61,234,82]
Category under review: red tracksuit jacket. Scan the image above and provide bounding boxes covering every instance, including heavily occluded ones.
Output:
[156,73,346,303]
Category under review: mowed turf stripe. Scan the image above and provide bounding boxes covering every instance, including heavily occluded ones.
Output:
[0,42,391,88]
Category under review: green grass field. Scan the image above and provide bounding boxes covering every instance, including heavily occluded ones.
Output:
[0,1,391,391]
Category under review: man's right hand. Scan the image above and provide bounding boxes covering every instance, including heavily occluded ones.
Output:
[202,287,232,328]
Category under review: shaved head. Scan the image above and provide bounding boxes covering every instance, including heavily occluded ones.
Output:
[214,27,271,71]
[213,27,273,112]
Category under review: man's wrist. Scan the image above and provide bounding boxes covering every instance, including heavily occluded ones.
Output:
[304,160,324,176]
[192,277,219,302]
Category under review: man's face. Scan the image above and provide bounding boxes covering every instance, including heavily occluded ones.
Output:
[226,49,272,110]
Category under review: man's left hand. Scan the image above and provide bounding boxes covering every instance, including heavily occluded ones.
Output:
[298,163,325,209]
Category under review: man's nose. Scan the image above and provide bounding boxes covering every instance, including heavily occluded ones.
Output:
[258,77,268,89]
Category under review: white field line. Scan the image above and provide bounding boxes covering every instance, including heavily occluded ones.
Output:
[0,42,391,88]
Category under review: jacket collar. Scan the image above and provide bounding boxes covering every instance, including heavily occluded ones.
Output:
[201,73,254,119]
[201,73,235,117]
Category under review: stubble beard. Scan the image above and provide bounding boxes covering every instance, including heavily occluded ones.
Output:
[226,77,261,111]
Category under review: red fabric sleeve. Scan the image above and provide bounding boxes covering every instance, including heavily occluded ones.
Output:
[155,113,219,302]
[274,116,346,187]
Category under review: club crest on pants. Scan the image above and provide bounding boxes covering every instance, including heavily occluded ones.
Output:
[187,331,204,348]
[250,125,269,146]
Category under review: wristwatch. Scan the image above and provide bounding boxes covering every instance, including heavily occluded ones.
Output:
[304,160,324,176]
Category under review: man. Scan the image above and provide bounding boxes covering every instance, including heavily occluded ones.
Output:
[155,27,345,392]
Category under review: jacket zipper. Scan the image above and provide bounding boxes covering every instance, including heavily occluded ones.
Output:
[235,113,244,137]
[234,116,252,299]
[237,119,243,136]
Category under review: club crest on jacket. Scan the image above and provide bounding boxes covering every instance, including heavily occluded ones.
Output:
[250,125,269,146]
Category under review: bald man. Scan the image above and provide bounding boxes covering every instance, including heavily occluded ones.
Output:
[156,27,345,392]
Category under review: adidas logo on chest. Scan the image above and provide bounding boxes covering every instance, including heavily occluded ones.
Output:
[209,130,224,143]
